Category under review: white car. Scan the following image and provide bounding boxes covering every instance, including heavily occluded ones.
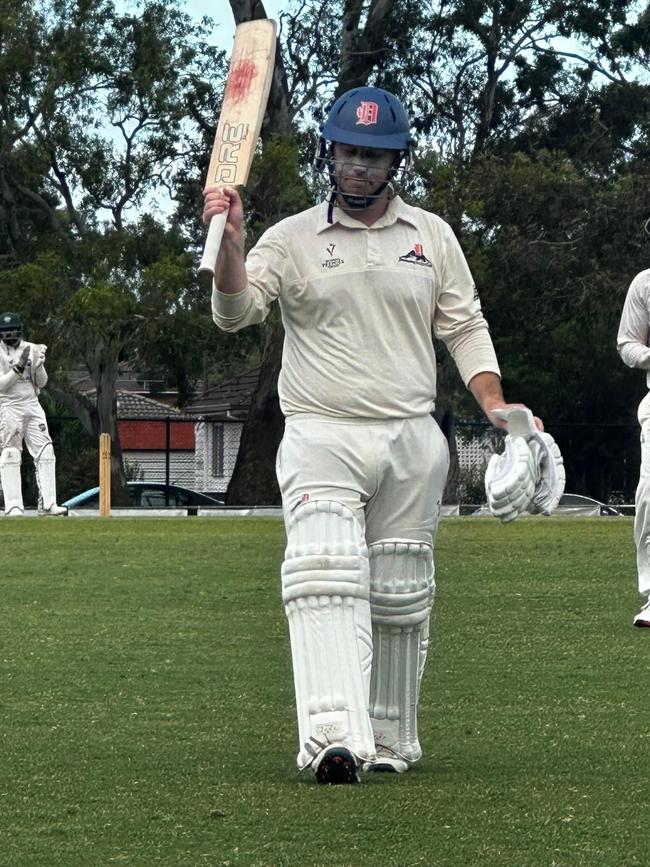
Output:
[471,493,622,517]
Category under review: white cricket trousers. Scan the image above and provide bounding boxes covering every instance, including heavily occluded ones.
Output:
[276,414,450,545]
[0,397,52,457]
[635,393,650,595]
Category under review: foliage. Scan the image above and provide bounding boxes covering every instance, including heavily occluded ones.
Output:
[2,0,650,501]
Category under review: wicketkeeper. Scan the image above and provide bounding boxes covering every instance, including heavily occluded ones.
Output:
[203,87,563,784]
[617,269,650,626]
[0,312,67,516]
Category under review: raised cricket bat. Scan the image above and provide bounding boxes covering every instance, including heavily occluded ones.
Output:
[199,18,277,278]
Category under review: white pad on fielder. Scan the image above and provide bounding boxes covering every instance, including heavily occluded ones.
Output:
[368,540,434,765]
[0,446,23,513]
[34,442,64,513]
[281,500,375,769]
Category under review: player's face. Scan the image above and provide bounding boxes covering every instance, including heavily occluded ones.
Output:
[0,329,21,347]
[332,143,395,197]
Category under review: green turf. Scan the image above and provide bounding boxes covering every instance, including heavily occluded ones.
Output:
[1,517,648,866]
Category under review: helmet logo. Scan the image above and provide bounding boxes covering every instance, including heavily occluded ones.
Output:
[356,101,379,126]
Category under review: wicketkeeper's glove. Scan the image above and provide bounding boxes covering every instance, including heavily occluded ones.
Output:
[485,407,565,523]
[12,346,30,375]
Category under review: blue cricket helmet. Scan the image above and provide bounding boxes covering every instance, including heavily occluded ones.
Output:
[322,86,412,151]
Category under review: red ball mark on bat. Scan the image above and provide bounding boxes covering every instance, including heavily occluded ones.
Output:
[224,60,258,103]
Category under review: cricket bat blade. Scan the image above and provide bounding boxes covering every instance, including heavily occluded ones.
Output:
[199,19,277,280]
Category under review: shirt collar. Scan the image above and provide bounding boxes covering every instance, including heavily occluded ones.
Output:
[315,195,419,233]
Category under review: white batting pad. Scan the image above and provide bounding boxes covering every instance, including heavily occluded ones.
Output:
[368,540,434,764]
[0,446,23,513]
[282,500,375,769]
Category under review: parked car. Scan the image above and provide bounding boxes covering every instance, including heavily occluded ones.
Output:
[554,493,621,516]
[472,493,621,517]
[63,482,224,509]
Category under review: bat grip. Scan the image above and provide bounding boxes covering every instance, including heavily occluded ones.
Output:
[198,209,229,276]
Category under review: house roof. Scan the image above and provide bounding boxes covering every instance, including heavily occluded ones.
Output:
[116,391,193,420]
[184,367,260,421]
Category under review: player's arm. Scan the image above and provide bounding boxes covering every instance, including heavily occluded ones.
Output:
[468,371,543,432]
[202,186,247,294]
[0,346,30,392]
[32,345,48,388]
[203,186,283,333]
[617,273,650,369]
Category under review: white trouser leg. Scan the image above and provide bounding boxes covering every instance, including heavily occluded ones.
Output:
[368,540,435,764]
[0,446,24,514]
[635,417,650,596]
[282,500,375,770]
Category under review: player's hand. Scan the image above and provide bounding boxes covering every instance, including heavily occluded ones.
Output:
[35,344,47,368]
[13,346,30,375]
[485,402,544,432]
[203,186,244,238]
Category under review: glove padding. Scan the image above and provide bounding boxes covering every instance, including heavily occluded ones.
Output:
[485,407,565,522]
[12,346,30,375]
[485,435,537,523]
[527,431,565,515]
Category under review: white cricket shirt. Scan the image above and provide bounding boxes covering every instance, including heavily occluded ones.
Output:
[617,269,650,388]
[213,196,500,418]
[0,340,47,404]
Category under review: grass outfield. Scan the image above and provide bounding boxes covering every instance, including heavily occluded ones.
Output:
[1,516,648,866]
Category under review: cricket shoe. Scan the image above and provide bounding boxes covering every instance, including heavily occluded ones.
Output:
[38,504,68,516]
[362,745,410,774]
[4,506,24,517]
[633,597,650,628]
[312,744,360,785]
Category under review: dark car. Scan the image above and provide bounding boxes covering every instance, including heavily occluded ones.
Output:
[63,482,224,509]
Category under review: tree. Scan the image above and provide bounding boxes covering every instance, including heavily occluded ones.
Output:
[0,0,242,499]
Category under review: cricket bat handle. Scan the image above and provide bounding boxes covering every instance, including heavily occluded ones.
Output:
[198,209,228,276]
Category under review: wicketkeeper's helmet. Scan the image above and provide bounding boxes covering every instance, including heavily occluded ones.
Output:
[0,312,23,347]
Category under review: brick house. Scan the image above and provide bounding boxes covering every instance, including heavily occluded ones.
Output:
[116,391,197,489]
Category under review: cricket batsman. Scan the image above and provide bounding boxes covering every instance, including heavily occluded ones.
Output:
[0,312,68,516]
[617,270,650,626]
[202,87,563,783]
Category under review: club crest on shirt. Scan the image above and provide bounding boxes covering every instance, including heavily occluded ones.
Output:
[322,242,344,269]
[399,243,432,267]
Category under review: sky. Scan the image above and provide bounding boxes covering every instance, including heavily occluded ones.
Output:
[183,1,290,49]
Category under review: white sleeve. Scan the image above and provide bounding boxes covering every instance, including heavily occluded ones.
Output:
[617,271,650,370]
[33,364,48,389]
[212,226,287,332]
[0,369,20,393]
[433,222,501,386]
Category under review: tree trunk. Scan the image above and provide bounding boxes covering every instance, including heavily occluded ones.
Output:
[226,312,284,505]
[92,354,130,506]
